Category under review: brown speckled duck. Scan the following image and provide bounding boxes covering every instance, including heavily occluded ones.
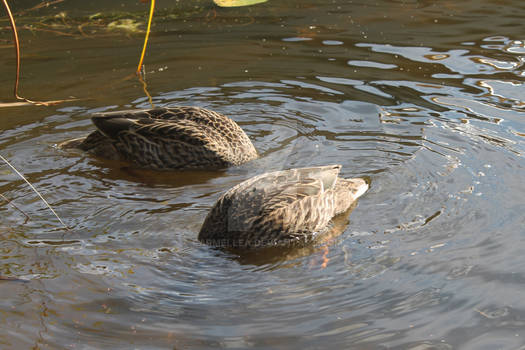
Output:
[60,106,258,169]
[198,165,368,248]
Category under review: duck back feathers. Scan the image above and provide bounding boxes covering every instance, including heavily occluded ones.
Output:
[62,106,258,169]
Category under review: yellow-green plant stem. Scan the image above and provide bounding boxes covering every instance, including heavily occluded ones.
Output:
[136,0,155,75]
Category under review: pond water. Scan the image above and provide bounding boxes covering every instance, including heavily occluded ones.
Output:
[1,0,525,348]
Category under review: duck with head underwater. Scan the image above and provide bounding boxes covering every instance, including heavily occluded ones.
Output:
[60,106,258,170]
[198,164,369,248]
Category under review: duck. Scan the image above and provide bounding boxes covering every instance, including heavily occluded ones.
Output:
[59,106,258,169]
[198,165,368,248]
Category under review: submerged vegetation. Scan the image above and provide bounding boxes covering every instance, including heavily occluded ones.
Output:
[1,1,267,38]
[2,7,206,38]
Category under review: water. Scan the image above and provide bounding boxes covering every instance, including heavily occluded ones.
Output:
[1,0,524,348]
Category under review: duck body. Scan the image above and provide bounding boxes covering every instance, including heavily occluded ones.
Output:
[60,107,258,169]
[198,165,368,248]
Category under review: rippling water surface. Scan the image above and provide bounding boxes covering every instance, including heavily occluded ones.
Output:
[1,0,525,348]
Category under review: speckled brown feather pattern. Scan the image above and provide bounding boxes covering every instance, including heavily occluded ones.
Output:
[198,165,368,248]
[60,106,257,169]
[59,130,121,160]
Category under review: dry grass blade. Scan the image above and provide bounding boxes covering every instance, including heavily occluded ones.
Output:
[0,154,69,231]
[16,0,66,16]
[0,275,29,282]
[2,0,22,100]
[2,0,75,106]
[0,101,38,108]
[0,193,30,224]
[0,98,81,108]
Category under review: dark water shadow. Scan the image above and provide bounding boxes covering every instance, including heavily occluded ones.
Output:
[105,166,228,188]
[62,151,229,188]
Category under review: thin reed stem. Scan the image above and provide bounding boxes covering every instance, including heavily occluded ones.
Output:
[0,154,69,230]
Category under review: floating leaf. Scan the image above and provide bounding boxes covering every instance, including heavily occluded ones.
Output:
[213,0,268,7]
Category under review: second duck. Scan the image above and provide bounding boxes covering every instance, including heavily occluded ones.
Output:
[60,106,258,170]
